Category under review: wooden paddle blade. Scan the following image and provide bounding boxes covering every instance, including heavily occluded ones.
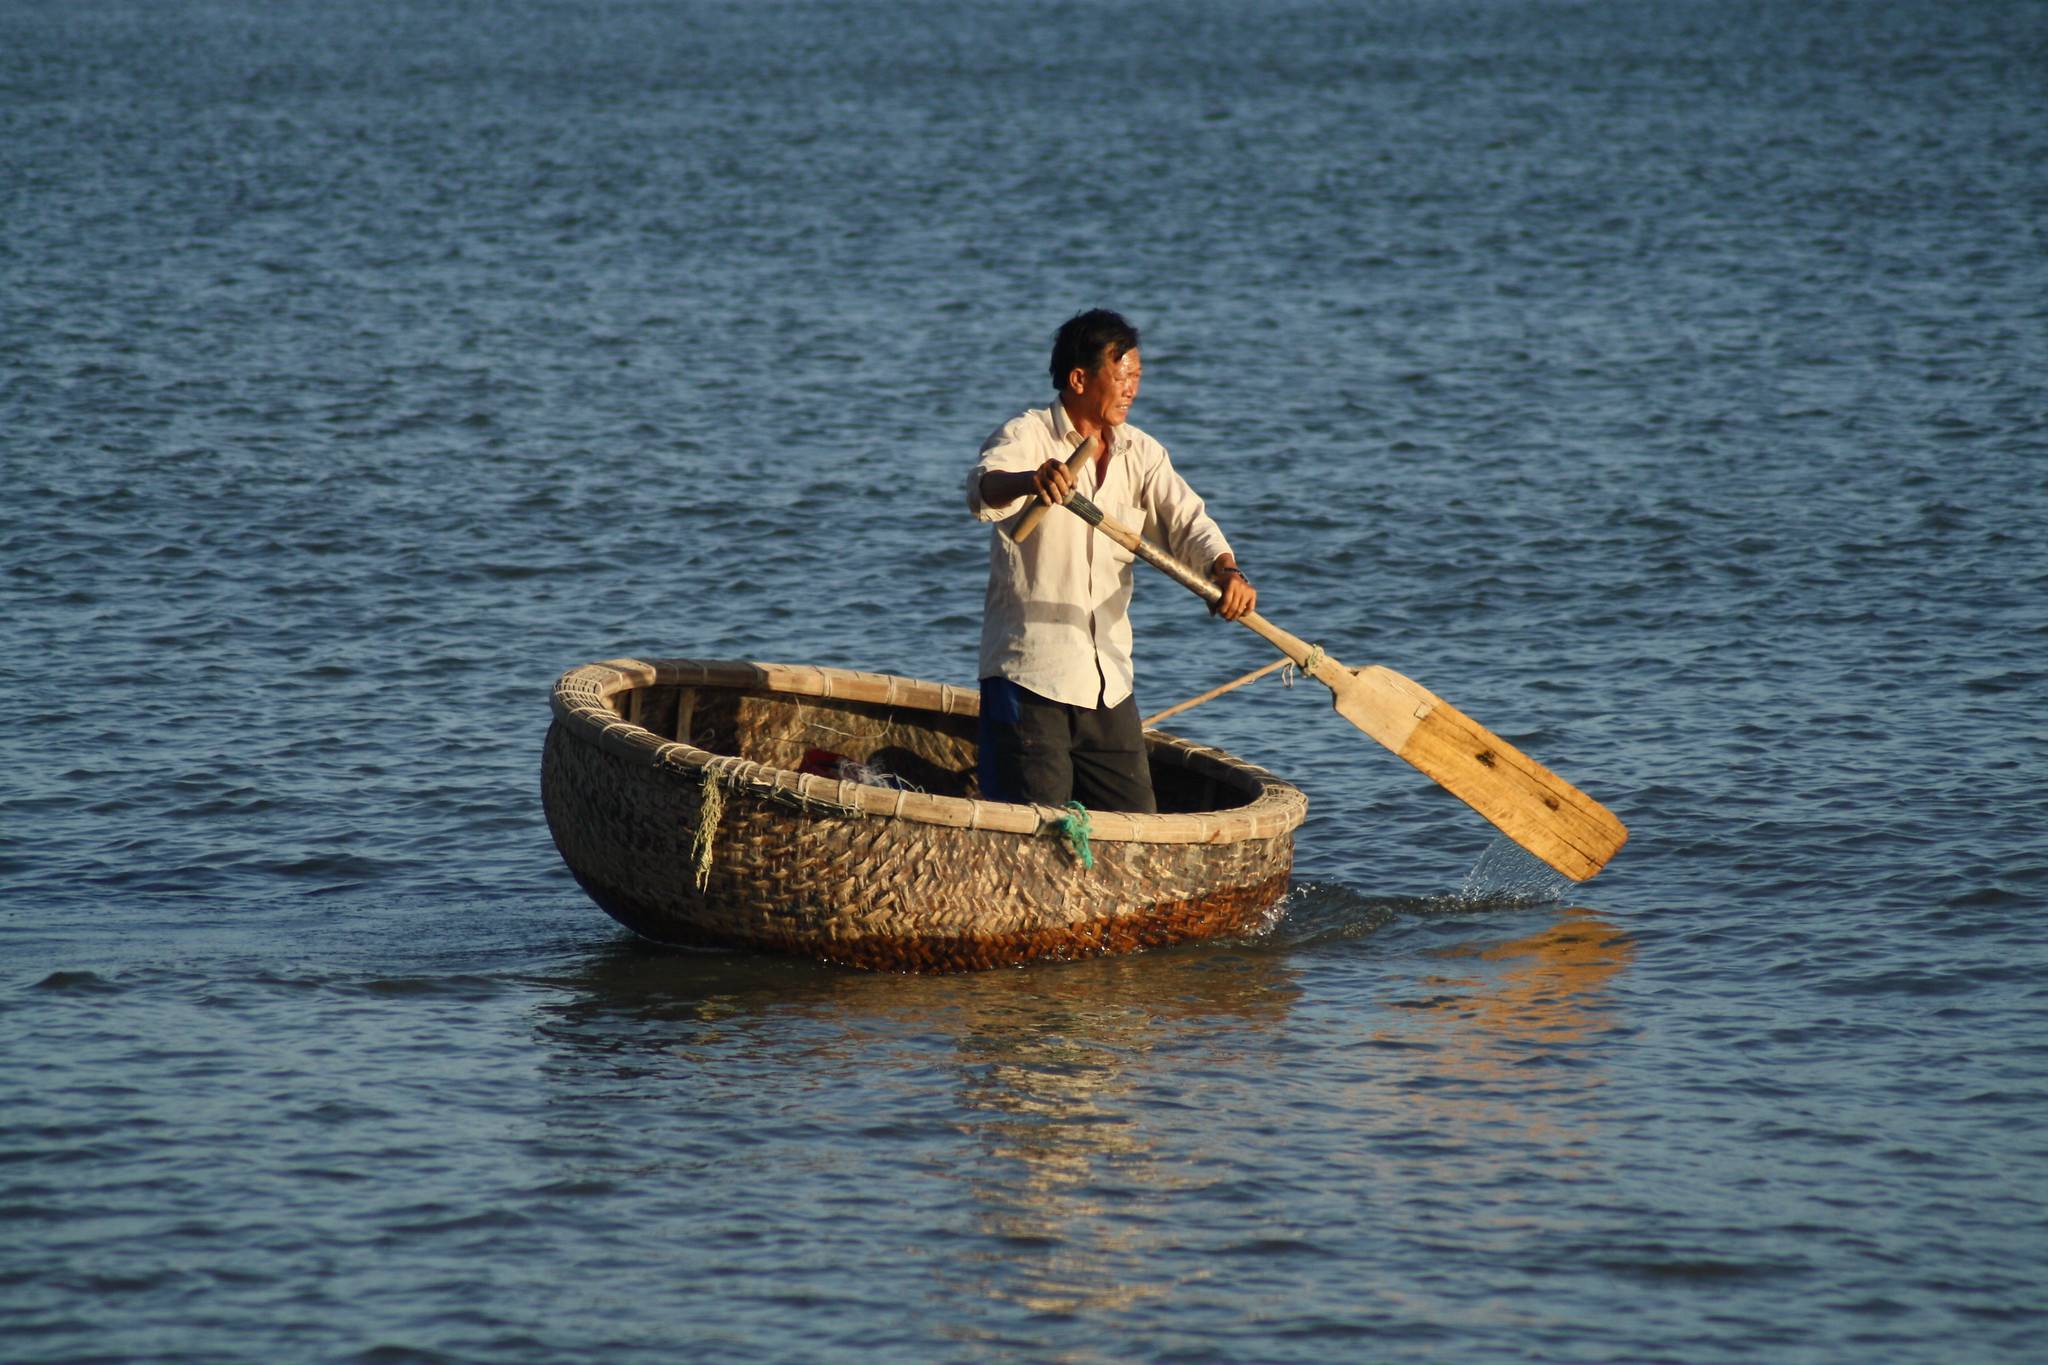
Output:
[1330,665,1628,881]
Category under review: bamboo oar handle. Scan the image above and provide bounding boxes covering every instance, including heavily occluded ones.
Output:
[1009,433,1101,544]
[1066,491,1216,595]
[1065,492,1350,682]
[1236,612,1355,689]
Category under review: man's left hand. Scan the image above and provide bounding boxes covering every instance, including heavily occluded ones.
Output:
[1210,565,1256,621]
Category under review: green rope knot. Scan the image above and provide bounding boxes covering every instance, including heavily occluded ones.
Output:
[1299,644,1324,676]
[1057,800,1095,870]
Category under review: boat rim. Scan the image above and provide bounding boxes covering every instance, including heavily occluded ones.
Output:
[549,657,1309,846]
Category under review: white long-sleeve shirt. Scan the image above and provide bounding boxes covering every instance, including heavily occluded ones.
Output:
[967,399,1234,709]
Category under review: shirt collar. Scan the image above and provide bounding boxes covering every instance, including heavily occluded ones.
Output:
[1053,395,1118,450]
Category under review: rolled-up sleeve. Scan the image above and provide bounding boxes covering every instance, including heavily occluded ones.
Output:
[1137,445,1233,573]
[967,414,1053,522]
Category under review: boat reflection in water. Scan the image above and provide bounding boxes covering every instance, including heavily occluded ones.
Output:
[531,933,1302,1322]
[931,945,1304,1319]
[527,899,1633,1331]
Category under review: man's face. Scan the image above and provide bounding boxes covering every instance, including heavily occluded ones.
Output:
[1073,346,1142,428]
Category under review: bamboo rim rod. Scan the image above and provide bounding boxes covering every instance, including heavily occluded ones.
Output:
[1142,658,1293,729]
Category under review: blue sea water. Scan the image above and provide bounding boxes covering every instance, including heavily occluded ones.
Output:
[4,0,2046,1360]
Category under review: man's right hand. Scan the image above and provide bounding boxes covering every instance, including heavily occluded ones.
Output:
[1031,457,1077,507]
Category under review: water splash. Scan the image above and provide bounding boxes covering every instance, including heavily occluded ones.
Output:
[1452,837,1574,909]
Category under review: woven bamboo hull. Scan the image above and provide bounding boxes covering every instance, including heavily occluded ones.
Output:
[541,659,1309,972]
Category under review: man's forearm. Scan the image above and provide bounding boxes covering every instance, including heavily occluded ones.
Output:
[981,469,1047,507]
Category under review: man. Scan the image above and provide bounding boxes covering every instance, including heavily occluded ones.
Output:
[966,309,1256,813]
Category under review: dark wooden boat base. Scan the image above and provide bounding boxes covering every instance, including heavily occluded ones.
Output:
[567,870,1295,973]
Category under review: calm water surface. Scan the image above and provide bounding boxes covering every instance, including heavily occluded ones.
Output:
[4,1,2046,1360]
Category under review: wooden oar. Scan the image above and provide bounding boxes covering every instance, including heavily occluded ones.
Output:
[1008,432,1101,544]
[1061,491,1629,881]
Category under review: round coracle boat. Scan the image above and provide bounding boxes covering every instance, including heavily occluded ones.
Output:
[541,658,1309,972]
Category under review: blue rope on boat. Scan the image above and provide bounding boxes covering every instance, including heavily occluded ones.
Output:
[1058,801,1095,870]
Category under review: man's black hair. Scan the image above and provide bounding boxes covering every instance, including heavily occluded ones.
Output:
[1049,310,1140,390]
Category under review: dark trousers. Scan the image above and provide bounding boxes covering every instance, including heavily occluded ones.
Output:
[977,677,1158,813]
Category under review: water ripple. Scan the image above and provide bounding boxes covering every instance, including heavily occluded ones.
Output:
[4,0,2046,1361]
